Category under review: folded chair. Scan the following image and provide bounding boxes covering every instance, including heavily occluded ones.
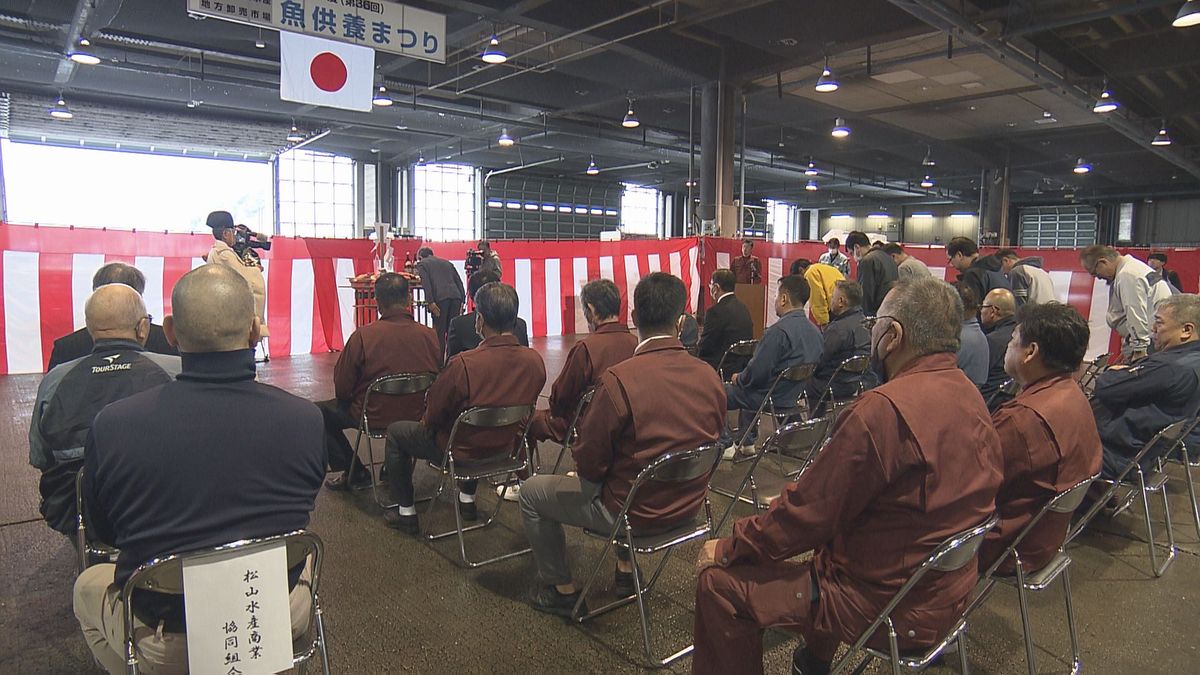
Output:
[423,404,535,568]
[830,514,999,675]
[350,373,437,508]
[120,530,329,675]
[570,442,724,667]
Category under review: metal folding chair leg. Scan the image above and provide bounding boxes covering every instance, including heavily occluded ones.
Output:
[422,476,531,568]
[1014,567,1037,675]
[1137,468,1176,577]
[314,595,331,675]
[1061,566,1083,674]
[1178,446,1200,540]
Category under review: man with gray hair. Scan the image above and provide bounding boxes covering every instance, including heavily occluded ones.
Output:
[46,262,177,370]
[1092,294,1200,479]
[1080,244,1172,362]
[693,277,1003,675]
[73,265,325,672]
[30,284,180,537]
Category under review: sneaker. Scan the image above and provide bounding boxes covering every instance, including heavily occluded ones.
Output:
[496,483,521,502]
[791,645,831,675]
[383,510,419,535]
[613,565,643,597]
[721,443,754,461]
[458,499,478,522]
[526,585,586,617]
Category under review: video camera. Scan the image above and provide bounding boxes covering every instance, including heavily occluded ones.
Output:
[233,224,271,263]
[464,248,484,278]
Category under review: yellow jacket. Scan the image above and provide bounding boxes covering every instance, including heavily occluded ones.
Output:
[804,262,845,326]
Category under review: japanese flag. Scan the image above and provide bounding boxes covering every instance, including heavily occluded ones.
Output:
[280,32,374,112]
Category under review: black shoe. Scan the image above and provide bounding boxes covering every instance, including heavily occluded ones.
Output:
[383,509,419,535]
[325,466,372,491]
[791,646,831,675]
[458,499,478,522]
[613,566,643,597]
[527,585,586,617]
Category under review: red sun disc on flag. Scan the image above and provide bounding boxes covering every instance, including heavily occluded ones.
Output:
[310,52,348,92]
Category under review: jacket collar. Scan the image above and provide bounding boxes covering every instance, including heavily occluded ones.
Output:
[593,322,631,335]
[91,339,146,354]
[177,349,257,383]
[634,335,685,355]
[829,306,864,322]
[891,352,959,380]
[479,334,520,349]
[1017,372,1073,398]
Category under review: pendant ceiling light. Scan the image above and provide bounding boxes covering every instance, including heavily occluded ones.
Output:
[814,57,839,93]
[622,98,640,128]
[498,128,515,147]
[922,145,936,167]
[1173,0,1200,27]
[1073,157,1092,174]
[805,179,819,191]
[372,86,393,107]
[830,117,850,138]
[586,156,599,175]
[920,175,935,189]
[49,96,73,119]
[1092,81,1120,113]
[1151,123,1173,146]
[481,34,508,64]
[286,123,304,143]
[804,159,818,176]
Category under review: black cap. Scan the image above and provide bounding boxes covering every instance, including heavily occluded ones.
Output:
[206,210,235,231]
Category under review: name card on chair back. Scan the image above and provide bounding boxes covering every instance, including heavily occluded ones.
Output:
[182,542,293,675]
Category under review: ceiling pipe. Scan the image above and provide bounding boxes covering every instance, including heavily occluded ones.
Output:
[54,0,96,84]
[482,154,566,187]
[279,128,332,154]
[886,0,1200,183]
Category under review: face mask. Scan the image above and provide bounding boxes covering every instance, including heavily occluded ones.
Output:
[852,247,863,262]
[869,323,894,384]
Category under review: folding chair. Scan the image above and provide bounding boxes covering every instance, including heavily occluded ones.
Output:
[120,530,329,675]
[1166,437,1200,540]
[570,442,724,667]
[981,475,1098,675]
[1076,353,1110,395]
[423,404,535,568]
[727,363,816,453]
[830,514,999,675]
[75,469,118,572]
[715,339,758,383]
[809,354,870,415]
[1069,417,1199,577]
[714,417,832,532]
[349,373,437,508]
[547,387,596,475]
[985,377,1021,410]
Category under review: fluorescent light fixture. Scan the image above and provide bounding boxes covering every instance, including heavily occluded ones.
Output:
[286,125,304,142]
[804,160,818,176]
[805,179,819,191]
[622,99,640,128]
[868,213,889,219]
[372,86,393,106]
[575,206,588,214]
[586,156,599,175]
[920,175,935,189]
[1092,87,1119,113]
[831,117,850,138]
[68,51,100,65]
[49,97,73,119]
[951,213,975,218]
[486,200,503,208]
[497,128,515,147]
[912,213,933,219]
[524,203,539,210]
[1151,126,1173,146]
[505,202,521,209]
[814,59,839,93]
[1174,0,1200,27]
[590,208,604,215]
[830,214,853,220]
[559,205,573,213]
[605,209,618,216]
[481,35,508,64]
[255,28,266,49]
[1073,157,1092,174]
[542,204,556,212]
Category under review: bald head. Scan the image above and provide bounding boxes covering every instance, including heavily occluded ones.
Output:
[86,284,149,344]
[167,265,258,353]
[981,288,1015,328]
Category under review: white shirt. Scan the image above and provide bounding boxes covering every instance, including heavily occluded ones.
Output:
[1108,254,1172,352]
[635,334,675,353]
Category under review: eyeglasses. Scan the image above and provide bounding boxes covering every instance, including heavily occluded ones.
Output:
[144,314,153,323]
[862,315,897,330]
[981,304,995,310]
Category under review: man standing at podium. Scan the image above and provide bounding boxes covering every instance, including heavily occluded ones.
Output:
[732,239,762,285]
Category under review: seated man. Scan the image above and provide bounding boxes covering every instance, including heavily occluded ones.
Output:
[47,262,177,370]
[74,265,326,673]
[520,272,725,614]
[316,273,442,490]
[806,280,872,414]
[722,275,822,458]
[30,284,180,536]
[1093,294,1200,479]
[520,279,637,494]
[980,288,1018,410]
[981,302,1101,571]
[693,277,1002,675]
[446,271,529,358]
[697,269,753,374]
[791,259,844,327]
[956,283,988,387]
[383,282,547,533]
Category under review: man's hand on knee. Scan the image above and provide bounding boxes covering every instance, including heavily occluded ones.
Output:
[696,539,722,573]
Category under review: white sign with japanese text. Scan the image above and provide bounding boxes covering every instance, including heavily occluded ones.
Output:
[187,0,446,64]
[182,542,293,675]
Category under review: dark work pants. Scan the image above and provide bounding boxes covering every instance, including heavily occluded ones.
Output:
[384,421,476,507]
[316,399,357,472]
[433,298,463,362]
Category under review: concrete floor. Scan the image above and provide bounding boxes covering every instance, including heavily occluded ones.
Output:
[2,338,1199,673]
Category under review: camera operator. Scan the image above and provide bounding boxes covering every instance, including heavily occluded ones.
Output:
[205,211,270,346]
[477,240,502,279]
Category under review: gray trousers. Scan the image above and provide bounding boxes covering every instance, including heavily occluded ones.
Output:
[519,474,623,586]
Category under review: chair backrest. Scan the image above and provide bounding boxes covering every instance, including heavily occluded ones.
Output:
[608,442,724,527]
[1117,416,1199,482]
[779,362,816,382]
[444,404,536,460]
[123,531,322,597]
[838,354,870,375]
[768,417,832,466]
[985,377,1020,407]
[813,355,870,410]
[361,373,437,428]
[566,387,597,439]
[716,339,758,378]
[981,475,1098,579]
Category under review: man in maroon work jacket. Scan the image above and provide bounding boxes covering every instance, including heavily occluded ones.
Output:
[382,282,546,534]
[980,302,1101,572]
[693,276,1003,675]
[520,272,726,615]
[317,273,442,490]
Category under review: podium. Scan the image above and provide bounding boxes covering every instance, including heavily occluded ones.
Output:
[735,283,767,339]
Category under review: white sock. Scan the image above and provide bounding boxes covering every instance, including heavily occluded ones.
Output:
[397,505,417,516]
[458,492,475,503]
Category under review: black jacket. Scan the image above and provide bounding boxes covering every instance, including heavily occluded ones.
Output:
[809,306,874,403]
[697,293,754,373]
[47,324,177,372]
[415,255,466,303]
[981,317,1017,410]
[959,255,1011,305]
[446,312,529,359]
[856,248,899,316]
